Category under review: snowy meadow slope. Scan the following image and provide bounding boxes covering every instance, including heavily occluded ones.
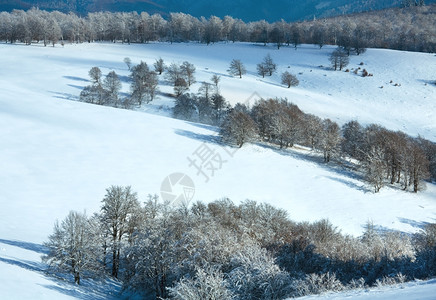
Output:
[0,42,435,298]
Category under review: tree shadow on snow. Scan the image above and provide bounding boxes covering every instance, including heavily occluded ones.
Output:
[67,84,84,90]
[174,129,221,146]
[0,238,47,254]
[187,122,220,133]
[397,217,429,230]
[0,256,44,273]
[255,142,371,193]
[324,175,371,193]
[63,76,89,82]
[40,282,119,300]
[49,91,79,101]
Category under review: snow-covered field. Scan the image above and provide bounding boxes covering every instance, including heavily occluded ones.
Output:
[0,42,435,298]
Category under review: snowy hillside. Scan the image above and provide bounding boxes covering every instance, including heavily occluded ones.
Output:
[0,42,435,298]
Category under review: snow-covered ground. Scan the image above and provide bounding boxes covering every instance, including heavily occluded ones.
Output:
[298,279,436,300]
[0,42,435,298]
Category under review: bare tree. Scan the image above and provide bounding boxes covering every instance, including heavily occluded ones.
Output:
[220,108,257,147]
[320,119,342,163]
[281,71,299,88]
[263,54,277,76]
[330,48,349,71]
[256,62,268,78]
[228,59,246,78]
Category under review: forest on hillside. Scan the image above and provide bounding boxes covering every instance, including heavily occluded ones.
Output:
[0,4,435,52]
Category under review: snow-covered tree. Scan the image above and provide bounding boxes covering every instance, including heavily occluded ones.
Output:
[130,61,159,105]
[43,211,99,284]
[173,93,197,120]
[154,57,165,75]
[79,84,107,105]
[228,244,292,300]
[89,66,102,85]
[180,61,196,86]
[169,267,234,300]
[103,71,121,107]
[100,185,140,278]
[165,63,183,86]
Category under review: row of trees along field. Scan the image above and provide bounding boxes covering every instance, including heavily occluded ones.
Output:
[218,98,436,193]
[44,186,436,299]
[79,55,299,109]
[1,4,435,52]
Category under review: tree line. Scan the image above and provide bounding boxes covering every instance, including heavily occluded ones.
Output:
[217,98,435,193]
[77,55,435,194]
[1,5,436,52]
[43,186,436,299]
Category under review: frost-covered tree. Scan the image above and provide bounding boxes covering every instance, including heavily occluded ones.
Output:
[169,267,234,300]
[100,185,140,278]
[130,61,159,105]
[203,15,223,45]
[79,84,107,105]
[195,95,213,123]
[228,59,246,78]
[281,71,299,88]
[154,57,165,75]
[43,211,99,284]
[180,61,196,86]
[88,66,102,86]
[364,146,387,192]
[228,244,292,300]
[173,93,197,120]
[211,93,228,125]
[165,63,183,86]
[103,71,121,107]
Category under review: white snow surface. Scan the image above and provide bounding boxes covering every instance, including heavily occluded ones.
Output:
[0,41,435,299]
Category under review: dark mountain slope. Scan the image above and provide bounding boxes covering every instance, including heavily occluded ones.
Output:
[1,0,435,21]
